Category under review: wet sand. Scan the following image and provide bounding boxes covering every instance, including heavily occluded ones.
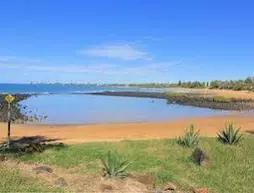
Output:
[0,114,253,144]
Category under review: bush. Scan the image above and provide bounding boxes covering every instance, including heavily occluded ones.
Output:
[177,124,200,147]
[101,151,131,178]
[217,123,243,145]
[191,147,209,166]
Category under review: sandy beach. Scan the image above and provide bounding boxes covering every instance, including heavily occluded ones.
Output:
[0,114,253,144]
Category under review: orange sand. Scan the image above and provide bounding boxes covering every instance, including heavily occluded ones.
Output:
[0,114,253,144]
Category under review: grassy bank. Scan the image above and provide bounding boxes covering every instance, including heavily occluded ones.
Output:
[8,135,254,193]
[0,165,62,192]
[166,92,254,110]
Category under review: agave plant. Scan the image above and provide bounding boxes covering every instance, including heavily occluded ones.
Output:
[177,124,200,147]
[101,151,131,178]
[217,123,243,145]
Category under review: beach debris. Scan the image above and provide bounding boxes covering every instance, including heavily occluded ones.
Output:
[33,165,53,174]
[191,148,209,166]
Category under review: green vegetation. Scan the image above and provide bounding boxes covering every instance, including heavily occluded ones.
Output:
[9,135,254,193]
[191,147,209,166]
[0,165,62,192]
[0,94,30,122]
[210,77,254,91]
[127,77,254,91]
[217,123,243,145]
[177,124,200,147]
[101,151,130,178]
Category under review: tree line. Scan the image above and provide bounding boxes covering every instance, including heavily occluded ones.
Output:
[127,77,254,91]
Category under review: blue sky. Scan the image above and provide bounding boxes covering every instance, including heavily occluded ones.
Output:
[0,0,254,83]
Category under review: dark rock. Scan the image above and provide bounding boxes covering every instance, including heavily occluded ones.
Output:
[191,148,209,166]
[33,166,53,174]
[54,177,68,187]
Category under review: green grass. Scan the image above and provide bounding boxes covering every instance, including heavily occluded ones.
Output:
[10,135,254,193]
[0,165,63,192]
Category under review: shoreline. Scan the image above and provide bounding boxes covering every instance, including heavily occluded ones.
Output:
[1,114,253,144]
[89,90,254,110]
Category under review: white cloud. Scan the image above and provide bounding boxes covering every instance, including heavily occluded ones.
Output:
[0,62,113,74]
[0,55,181,81]
[79,43,150,60]
[0,60,180,76]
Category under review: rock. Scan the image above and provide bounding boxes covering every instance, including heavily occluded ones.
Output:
[193,187,209,193]
[100,184,113,192]
[164,182,177,191]
[33,166,53,174]
[54,177,68,187]
[191,148,209,166]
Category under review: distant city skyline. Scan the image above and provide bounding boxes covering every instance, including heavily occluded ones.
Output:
[0,0,254,83]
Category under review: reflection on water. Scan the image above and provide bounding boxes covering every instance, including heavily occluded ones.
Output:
[20,94,227,124]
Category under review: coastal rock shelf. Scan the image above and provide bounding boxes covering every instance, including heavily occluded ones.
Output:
[89,91,254,111]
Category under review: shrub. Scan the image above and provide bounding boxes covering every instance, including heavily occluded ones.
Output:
[191,147,209,166]
[212,96,232,103]
[101,151,130,178]
[177,124,200,147]
[217,123,243,145]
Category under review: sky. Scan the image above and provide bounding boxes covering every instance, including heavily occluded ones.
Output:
[0,0,254,83]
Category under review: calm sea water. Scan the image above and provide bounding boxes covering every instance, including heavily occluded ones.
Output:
[0,83,175,94]
[1,84,227,124]
[20,94,227,124]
